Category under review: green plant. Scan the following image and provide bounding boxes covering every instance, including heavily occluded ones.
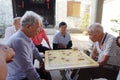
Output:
[110,27,118,32]
[80,13,90,31]
[110,19,120,34]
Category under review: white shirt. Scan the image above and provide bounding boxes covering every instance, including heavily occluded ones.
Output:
[95,33,120,66]
[4,26,17,41]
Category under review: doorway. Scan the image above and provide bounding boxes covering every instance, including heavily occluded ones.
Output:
[12,0,55,27]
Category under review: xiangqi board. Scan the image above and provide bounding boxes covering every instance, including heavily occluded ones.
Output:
[45,49,99,70]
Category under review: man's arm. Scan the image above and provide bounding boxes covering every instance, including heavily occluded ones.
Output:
[47,41,51,49]
[90,45,98,59]
[32,44,44,63]
[67,40,72,49]
[91,44,110,66]
[98,55,110,66]
[53,43,59,50]
[0,54,7,80]
[42,29,51,49]
[52,33,59,49]
[0,44,15,80]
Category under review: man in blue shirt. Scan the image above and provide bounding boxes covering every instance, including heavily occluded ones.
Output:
[52,22,72,50]
[6,11,52,80]
[52,22,72,80]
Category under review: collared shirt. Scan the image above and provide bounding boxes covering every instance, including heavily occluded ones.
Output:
[32,29,49,45]
[6,30,41,80]
[52,31,71,46]
[4,26,17,41]
[95,33,120,66]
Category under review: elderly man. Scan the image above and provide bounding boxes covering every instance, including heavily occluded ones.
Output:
[6,11,52,80]
[0,44,15,80]
[4,17,21,40]
[72,23,120,80]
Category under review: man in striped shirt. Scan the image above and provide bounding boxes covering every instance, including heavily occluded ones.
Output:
[73,23,120,80]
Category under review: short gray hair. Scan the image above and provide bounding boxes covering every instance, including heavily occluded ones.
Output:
[20,11,43,27]
[88,23,104,33]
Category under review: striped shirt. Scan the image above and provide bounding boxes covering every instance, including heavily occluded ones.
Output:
[95,33,120,66]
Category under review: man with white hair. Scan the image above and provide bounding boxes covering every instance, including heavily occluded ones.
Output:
[6,11,52,80]
[72,23,120,80]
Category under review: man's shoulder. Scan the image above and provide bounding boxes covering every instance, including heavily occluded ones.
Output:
[6,26,14,30]
[104,33,115,43]
[5,26,15,32]
[66,32,70,36]
[7,32,24,43]
[53,31,59,36]
[107,33,116,39]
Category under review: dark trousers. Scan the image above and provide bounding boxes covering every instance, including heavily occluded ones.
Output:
[22,68,52,80]
[71,65,119,80]
[36,44,50,53]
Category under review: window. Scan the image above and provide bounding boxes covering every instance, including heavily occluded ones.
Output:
[67,1,80,17]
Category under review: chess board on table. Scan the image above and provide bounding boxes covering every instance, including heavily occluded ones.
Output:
[45,49,99,70]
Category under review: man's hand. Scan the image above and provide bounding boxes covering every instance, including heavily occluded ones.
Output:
[58,43,66,48]
[0,44,15,63]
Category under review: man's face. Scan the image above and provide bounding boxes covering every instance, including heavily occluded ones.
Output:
[30,20,43,37]
[59,25,67,34]
[88,30,98,42]
[14,19,21,31]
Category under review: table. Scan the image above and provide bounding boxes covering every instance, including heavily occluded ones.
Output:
[45,49,99,80]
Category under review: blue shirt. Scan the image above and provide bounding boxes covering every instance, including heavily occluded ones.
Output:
[6,30,42,80]
[52,31,71,46]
